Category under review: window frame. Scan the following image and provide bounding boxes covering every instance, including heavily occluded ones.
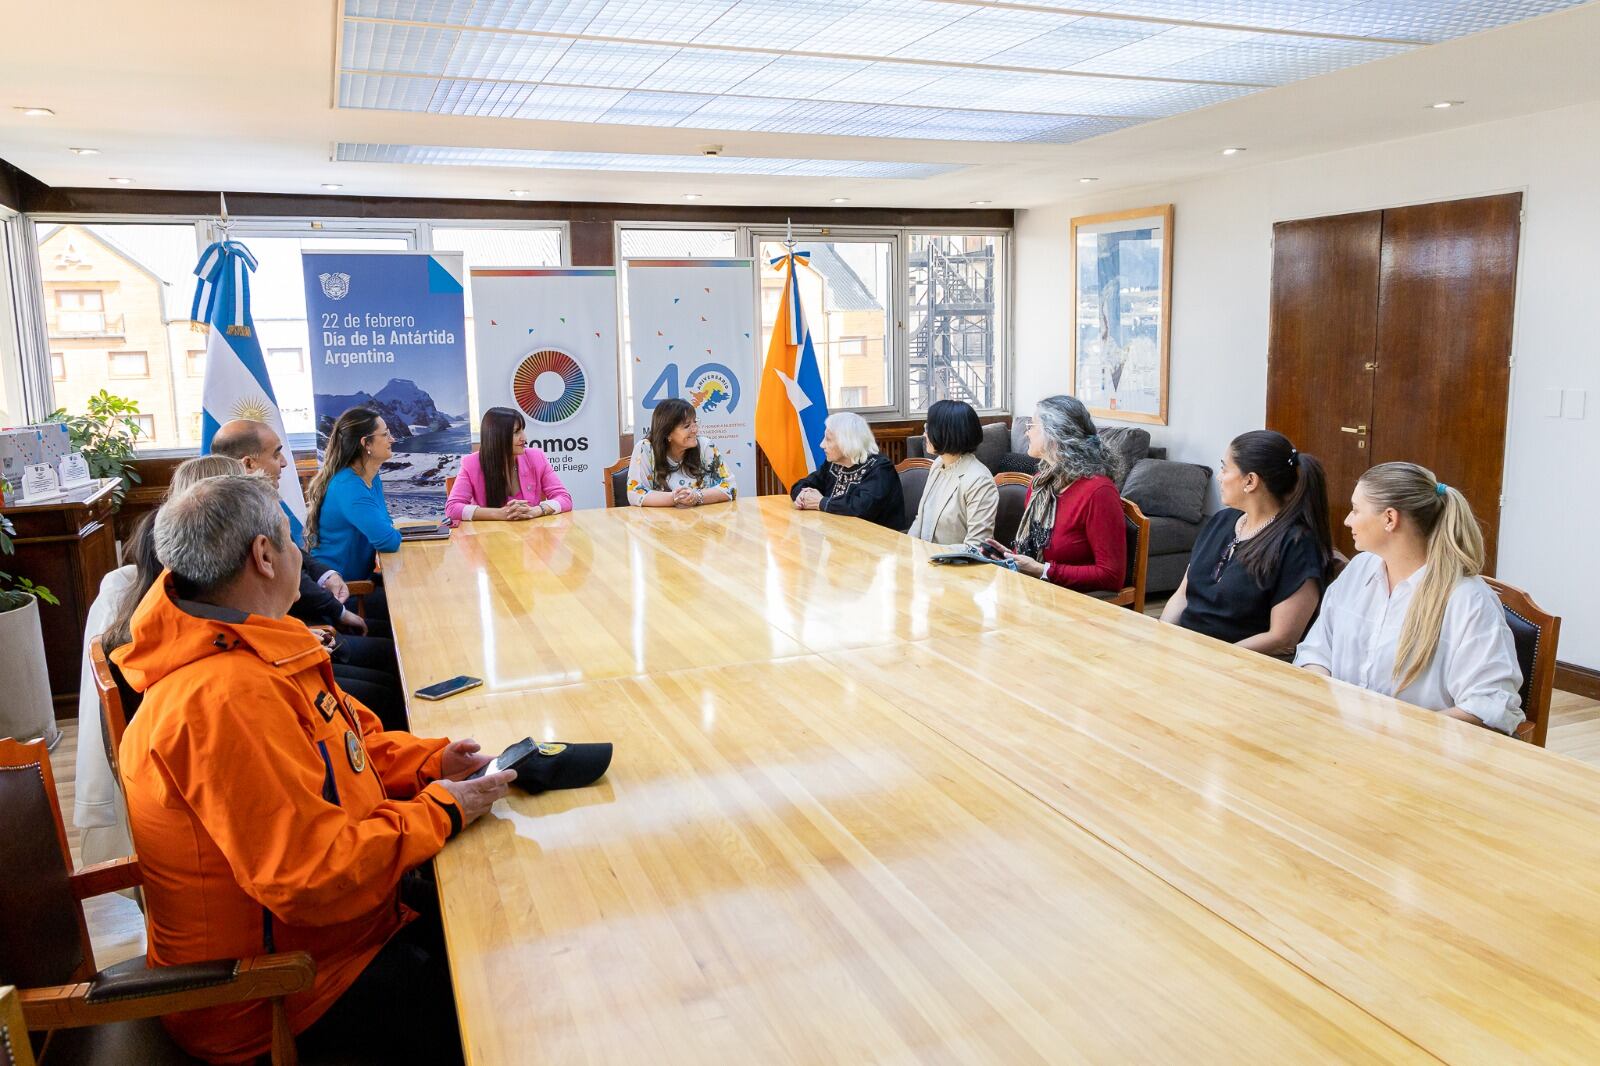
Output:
[902,227,1011,418]
[107,349,150,379]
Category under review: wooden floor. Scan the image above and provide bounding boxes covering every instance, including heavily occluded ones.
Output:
[53,604,1600,1011]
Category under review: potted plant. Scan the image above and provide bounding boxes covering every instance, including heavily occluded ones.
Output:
[0,501,62,748]
[48,388,144,506]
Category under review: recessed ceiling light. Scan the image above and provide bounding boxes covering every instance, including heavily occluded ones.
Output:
[68,147,99,156]
[1078,177,1099,183]
[970,199,992,205]
[1429,100,1464,109]
[508,189,530,197]
[1220,147,1246,156]
[321,183,343,191]
[830,197,850,204]
[16,107,54,117]
[109,177,132,184]
[682,193,702,201]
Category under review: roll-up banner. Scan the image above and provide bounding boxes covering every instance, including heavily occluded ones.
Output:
[624,258,758,500]
[469,267,621,511]
[301,250,468,518]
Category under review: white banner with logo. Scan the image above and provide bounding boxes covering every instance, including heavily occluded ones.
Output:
[624,258,758,499]
[469,268,621,511]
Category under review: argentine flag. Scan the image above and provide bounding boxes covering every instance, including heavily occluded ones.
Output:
[191,240,307,542]
[755,250,830,490]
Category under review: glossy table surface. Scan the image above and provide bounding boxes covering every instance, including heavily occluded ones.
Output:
[385,497,1600,1065]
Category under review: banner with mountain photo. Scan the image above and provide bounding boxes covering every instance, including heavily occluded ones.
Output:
[624,258,758,499]
[469,267,621,510]
[301,250,469,518]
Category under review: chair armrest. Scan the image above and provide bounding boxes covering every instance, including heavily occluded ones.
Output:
[1514,720,1536,743]
[346,580,375,598]
[20,952,315,1030]
[70,856,142,900]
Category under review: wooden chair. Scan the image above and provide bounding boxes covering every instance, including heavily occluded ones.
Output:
[444,474,457,497]
[0,737,314,1065]
[1,984,35,1066]
[1484,577,1560,747]
[86,638,139,798]
[894,458,933,523]
[603,458,630,509]
[1105,498,1151,615]
[991,472,1032,549]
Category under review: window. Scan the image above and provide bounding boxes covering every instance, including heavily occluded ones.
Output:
[428,226,564,428]
[54,288,107,333]
[907,233,1005,412]
[186,349,205,376]
[132,414,155,442]
[190,412,203,439]
[757,236,894,412]
[51,352,66,381]
[267,347,304,374]
[617,228,738,415]
[36,222,200,452]
[109,350,150,378]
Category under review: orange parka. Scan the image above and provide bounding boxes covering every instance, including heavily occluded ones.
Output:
[113,575,461,1063]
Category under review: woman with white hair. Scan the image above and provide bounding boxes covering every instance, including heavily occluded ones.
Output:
[789,411,905,529]
[988,395,1126,592]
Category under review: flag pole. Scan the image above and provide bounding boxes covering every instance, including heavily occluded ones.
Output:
[783,216,795,251]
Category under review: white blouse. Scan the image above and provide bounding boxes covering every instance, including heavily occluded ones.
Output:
[1293,552,1524,734]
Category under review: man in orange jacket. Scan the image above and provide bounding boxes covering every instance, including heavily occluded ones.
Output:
[114,474,515,1063]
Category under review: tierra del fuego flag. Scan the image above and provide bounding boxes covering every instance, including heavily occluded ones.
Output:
[755,250,830,490]
[190,239,308,542]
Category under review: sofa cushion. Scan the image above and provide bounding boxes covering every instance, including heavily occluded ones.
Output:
[974,422,1010,472]
[1097,426,1150,487]
[992,451,1039,476]
[1122,458,1211,525]
[1146,514,1202,557]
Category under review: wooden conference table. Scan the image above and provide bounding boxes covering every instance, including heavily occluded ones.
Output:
[384,497,1600,1065]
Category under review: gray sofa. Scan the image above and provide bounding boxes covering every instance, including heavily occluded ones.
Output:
[908,422,1211,596]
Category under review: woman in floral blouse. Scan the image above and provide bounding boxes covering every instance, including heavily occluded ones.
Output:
[627,397,736,508]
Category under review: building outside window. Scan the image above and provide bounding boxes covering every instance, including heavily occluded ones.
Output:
[907,233,1004,412]
[132,413,155,442]
[186,348,205,376]
[51,352,66,381]
[37,222,200,450]
[267,347,304,375]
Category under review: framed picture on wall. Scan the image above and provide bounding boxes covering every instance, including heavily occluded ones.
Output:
[1069,204,1173,425]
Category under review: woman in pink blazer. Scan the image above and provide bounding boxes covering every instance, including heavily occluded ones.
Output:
[447,407,573,524]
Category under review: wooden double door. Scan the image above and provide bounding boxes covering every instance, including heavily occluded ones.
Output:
[1267,193,1521,569]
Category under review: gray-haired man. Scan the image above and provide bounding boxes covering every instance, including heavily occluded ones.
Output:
[113,475,512,1063]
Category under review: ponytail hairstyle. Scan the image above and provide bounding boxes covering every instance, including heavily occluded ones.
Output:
[306,406,384,550]
[646,398,703,488]
[1357,461,1485,691]
[1228,430,1332,586]
[478,406,525,510]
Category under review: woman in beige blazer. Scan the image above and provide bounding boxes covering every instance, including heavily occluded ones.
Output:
[907,400,1000,552]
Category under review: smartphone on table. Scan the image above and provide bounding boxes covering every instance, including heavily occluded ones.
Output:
[413,675,483,701]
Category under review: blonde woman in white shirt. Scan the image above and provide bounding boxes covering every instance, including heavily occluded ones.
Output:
[1294,461,1523,734]
[906,400,999,552]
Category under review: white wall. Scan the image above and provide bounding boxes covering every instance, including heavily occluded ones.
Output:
[1014,99,1600,667]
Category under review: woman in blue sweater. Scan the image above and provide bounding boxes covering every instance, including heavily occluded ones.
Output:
[306,406,402,582]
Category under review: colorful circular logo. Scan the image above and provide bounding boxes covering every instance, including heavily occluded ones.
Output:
[511,348,586,423]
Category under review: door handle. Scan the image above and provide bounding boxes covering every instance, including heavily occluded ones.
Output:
[1340,425,1368,435]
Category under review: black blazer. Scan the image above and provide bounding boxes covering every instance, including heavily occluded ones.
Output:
[290,555,344,627]
[790,454,906,530]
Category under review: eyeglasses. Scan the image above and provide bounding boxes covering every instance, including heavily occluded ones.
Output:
[1212,536,1240,582]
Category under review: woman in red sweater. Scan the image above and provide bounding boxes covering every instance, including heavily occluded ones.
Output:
[994,394,1127,592]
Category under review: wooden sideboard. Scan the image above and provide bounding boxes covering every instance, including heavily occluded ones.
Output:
[2,480,120,712]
